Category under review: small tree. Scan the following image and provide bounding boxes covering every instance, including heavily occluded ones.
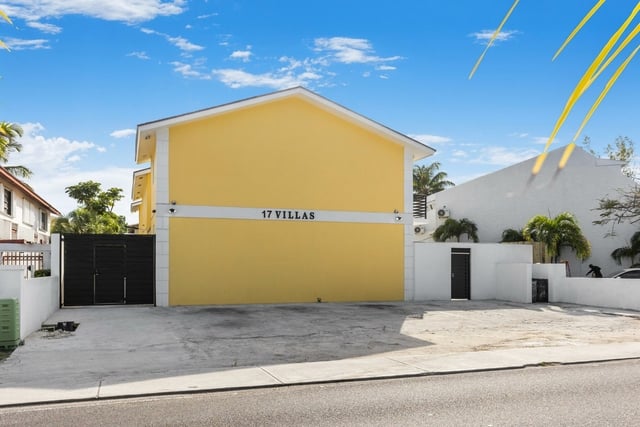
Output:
[583,136,636,178]
[611,231,640,267]
[522,212,591,263]
[500,228,526,243]
[52,181,126,234]
[433,218,479,243]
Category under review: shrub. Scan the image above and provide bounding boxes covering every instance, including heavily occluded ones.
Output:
[34,269,51,277]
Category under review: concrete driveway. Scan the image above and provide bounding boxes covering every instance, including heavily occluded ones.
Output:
[1,300,640,406]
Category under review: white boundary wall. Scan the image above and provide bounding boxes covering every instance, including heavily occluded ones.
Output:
[534,264,640,311]
[0,235,60,340]
[413,242,533,303]
[0,267,59,340]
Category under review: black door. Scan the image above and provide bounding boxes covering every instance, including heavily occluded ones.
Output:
[451,248,471,299]
[94,244,126,304]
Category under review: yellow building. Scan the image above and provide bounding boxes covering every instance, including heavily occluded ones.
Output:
[132,87,434,306]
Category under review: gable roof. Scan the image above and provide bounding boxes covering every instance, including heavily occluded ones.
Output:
[135,86,435,164]
[0,167,61,215]
[428,145,629,200]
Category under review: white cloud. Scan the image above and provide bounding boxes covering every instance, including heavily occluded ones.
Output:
[10,123,137,222]
[167,35,204,52]
[171,61,211,79]
[469,146,540,166]
[127,51,150,60]
[470,29,518,45]
[410,134,453,145]
[141,28,204,52]
[3,0,186,24]
[314,37,402,64]
[230,50,252,62]
[26,21,62,34]
[4,38,50,50]
[533,136,555,145]
[167,34,400,89]
[212,68,321,90]
[197,13,219,19]
[110,129,136,138]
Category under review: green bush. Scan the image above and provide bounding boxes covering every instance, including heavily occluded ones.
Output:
[34,269,51,277]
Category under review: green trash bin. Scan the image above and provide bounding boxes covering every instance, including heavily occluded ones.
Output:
[0,299,20,350]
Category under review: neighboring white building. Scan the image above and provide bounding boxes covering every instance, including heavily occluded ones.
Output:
[418,146,638,277]
[0,166,61,243]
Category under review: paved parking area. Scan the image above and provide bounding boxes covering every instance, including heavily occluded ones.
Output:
[0,300,639,406]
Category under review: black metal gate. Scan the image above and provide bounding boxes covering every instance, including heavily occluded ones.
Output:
[451,248,471,299]
[61,234,155,306]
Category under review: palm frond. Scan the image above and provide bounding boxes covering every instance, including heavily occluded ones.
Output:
[553,0,606,60]
[469,0,520,79]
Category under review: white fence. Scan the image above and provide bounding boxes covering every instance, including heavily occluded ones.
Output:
[0,242,51,277]
[413,242,533,303]
[534,263,640,311]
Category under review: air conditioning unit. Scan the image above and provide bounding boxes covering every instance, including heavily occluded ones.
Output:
[414,224,426,235]
[437,208,450,218]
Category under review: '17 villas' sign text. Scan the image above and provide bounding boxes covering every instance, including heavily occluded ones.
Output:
[261,209,316,221]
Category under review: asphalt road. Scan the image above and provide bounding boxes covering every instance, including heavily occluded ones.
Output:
[1,359,639,426]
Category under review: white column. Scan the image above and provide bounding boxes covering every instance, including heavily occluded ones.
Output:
[403,149,415,301]
[154,128,170,306]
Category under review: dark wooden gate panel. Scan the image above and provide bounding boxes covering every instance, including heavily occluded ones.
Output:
[94,244,126,304]
[451,248,471,299]
[62,234,155,306]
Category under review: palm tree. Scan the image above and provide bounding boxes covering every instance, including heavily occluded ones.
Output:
[433,218,479,243]
[522,212,591,263]
[0,122,32,178]
[611,231,640,266]
[413,162,455,196]
[500,228,526,242]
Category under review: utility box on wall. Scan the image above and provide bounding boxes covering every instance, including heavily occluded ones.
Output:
[0,299,20,349]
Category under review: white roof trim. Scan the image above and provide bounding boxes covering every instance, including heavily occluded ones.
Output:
[137,87,434,160]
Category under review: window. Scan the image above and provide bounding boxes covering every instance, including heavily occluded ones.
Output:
[619,270,640,279]
[3,189,12,216]
[23,199,33,225]
[40,210,48,231]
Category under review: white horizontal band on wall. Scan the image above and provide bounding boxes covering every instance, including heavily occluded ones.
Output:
[157,204,412,225]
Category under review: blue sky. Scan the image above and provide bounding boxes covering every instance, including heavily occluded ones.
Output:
[1,0,639,222]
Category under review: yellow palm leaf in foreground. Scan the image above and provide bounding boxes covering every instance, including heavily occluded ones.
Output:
[471,1,640,175]
[0,8,12,50]
[468,0,520,80]
[537,2,640,174]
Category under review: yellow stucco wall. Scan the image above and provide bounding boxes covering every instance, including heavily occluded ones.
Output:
[168,97,404,212]
[169,218,404,305]
[135,171,153,234]
[163,95,406,305]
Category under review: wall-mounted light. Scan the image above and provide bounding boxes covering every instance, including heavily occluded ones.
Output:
[395,215,402,222]
[169,208,176,214]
